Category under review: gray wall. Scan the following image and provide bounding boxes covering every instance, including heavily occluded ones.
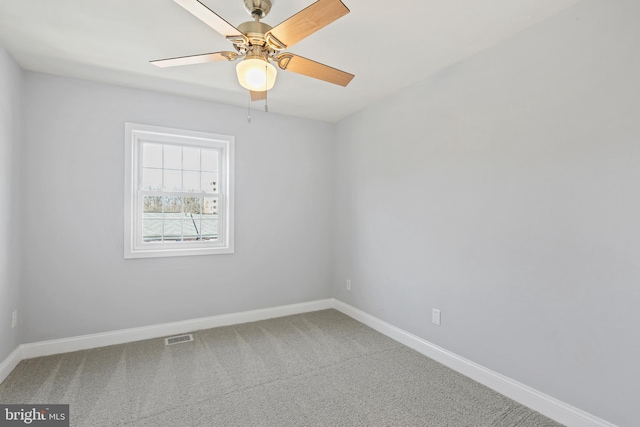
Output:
[0,44,22,362]
[332,1,639,425]
[21,72,334,343]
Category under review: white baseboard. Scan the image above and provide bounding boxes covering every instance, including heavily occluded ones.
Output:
[0,346,23,385]
[1,298,616,427]
[332,299,616,427]
[19,299,333,360]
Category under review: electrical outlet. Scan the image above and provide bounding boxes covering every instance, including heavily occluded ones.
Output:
[346,279,351,291]
[12,310,17,328]
[432,308,441,326]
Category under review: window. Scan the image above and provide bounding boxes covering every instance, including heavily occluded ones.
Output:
[124,123,234,258]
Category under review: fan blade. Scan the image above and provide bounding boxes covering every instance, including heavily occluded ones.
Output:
[276,53,354,86]
[265,0,349,49]
[174,0,245,38]
[151,51,237,68]
[250,91,267,101]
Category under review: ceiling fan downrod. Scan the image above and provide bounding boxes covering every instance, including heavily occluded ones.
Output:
[243,0,272,20]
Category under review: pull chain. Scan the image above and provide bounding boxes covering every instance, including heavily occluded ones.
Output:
[265,62,269,113]
[247,90,251,124]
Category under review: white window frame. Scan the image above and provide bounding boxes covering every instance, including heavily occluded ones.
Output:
[124,123,234,258]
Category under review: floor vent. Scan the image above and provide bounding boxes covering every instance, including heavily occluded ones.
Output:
[164,334,194,345]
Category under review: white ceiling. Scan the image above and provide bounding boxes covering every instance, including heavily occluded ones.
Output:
[0,0,582,122]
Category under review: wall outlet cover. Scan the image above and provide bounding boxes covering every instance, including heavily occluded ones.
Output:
[432,309,441,326]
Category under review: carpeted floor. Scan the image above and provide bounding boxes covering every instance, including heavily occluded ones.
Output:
[0,309,563,426]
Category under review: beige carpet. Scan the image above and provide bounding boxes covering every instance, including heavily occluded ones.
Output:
[0,310,562,426]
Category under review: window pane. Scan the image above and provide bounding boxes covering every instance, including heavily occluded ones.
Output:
[164,145,182,170]
[184,197,201,216]
[201,172,218,193]
[201,149,219,172]
[183,147,200,171]
[163,170,182,191]
[163,221,182,241]
[183,171,201,192]
[142,168,162,190]
[184,197,201,241]
[164,196,182,214]
[203,197,218,216]
[183,220,199,241]
[201,220,218,241]
[143,196,163,214]
[143,143,163,168]
[143,220,163,242]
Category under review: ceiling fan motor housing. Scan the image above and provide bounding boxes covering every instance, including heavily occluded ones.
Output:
[238,21,273,45]
[243,0,272,19]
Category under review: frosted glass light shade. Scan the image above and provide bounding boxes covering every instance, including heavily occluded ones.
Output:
[236,58,277,91]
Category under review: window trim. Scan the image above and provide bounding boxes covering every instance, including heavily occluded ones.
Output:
[124,123,234,258]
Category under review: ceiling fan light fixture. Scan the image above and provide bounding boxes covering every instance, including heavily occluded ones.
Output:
[236,57,277,91]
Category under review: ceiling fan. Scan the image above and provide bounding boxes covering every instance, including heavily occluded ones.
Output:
[151,0,355,102]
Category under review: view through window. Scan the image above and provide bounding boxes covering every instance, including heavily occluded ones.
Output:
[141,143,220,243]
